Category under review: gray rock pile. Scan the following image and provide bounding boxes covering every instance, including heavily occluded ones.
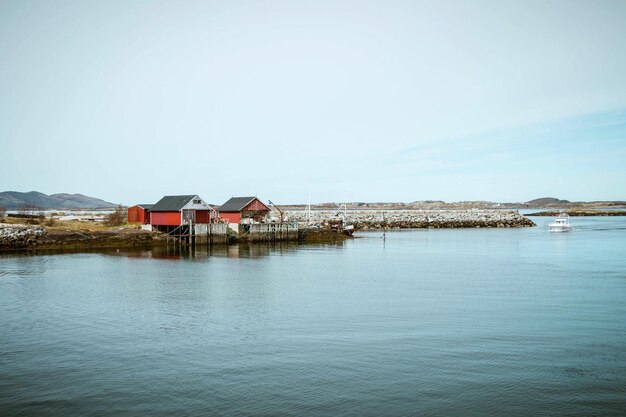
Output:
[0,224,46,248]
[287,209,535,229]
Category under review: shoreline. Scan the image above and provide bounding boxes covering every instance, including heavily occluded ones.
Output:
[0,224,168,252]
[0,223,349,252]
[1,209,535,252]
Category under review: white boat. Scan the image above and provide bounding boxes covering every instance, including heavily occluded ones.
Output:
[549,213,572,232]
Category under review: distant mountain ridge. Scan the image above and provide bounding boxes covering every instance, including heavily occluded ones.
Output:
[0,191,116,209]
[520,197,626,208]
[280,197,626,210]
[524,197,571,207]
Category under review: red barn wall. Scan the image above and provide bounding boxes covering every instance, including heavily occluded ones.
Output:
[244,199,269,212]
[220,212,241,224]
[128,206,141,223]
[151,212,181,226]
[139,210,148,224]
[195,210,210,224]
[128,206,150,224]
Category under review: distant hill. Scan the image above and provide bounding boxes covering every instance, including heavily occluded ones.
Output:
[525,197,571,207]
[281,197,626,210]
[0,191,116,209]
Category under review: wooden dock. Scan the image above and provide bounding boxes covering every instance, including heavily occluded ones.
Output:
[239,223,299,242]
[159,222,229,247]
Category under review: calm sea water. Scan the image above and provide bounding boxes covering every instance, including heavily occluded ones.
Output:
[1,216,626,416]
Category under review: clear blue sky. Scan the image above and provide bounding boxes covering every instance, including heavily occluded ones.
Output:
[1,0,625,205]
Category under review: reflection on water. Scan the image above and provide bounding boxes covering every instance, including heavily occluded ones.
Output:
[147,241,304,260]
[117,240,347,260]
[0,254,51,277]
[0,239,348,262]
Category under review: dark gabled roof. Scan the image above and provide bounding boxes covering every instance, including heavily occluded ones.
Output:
[219,196,258,212]
[137,204,154,210]
[150,195,195,212]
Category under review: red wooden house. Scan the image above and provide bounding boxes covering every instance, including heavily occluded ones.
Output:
[127,204,153,224]
[218,197,270,227]
[150,195,215,230]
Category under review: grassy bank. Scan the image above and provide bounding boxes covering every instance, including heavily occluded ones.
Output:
[1,217,168,251]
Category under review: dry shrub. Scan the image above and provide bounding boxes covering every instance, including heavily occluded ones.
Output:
[45,215,57,227]
[105,205,127,227]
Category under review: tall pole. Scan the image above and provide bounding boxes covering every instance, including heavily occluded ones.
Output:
[382,211,386,241]
[307,191,311,222]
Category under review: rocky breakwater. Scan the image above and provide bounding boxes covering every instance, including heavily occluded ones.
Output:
[0,224,46,249]
[288,209,535,229]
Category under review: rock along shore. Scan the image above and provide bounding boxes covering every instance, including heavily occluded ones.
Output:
[0,224,46,249]
[287,209,535,229]
[0,223,167,251]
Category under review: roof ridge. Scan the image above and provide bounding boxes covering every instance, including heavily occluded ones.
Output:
[151,195,204,212]
[219,196,264,212]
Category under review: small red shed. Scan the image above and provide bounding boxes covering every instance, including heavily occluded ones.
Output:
[127,204,153,224]
[150,195,215,229]
[218,196,270,226]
